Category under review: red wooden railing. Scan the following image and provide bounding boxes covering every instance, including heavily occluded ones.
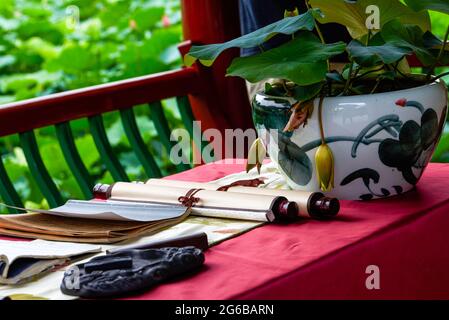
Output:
[0,0,253,138]
[0,68,201,137]
[181,0,254,132]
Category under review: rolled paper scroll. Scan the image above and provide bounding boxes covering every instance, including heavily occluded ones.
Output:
[145,179,340,219]
[93,183,299,223]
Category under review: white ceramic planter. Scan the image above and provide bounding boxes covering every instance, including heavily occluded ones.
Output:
[252,81,448,200]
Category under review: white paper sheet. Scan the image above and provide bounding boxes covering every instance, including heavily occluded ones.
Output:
[37,200,187,222]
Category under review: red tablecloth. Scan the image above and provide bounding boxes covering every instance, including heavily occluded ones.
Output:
[130,160,449,300]
[3,160,449,299]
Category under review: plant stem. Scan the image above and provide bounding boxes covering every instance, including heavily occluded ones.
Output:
[313,18,326,45]
[348,86,363,95]
[281,79,290,95]
[393,61,400,72]
[427,25,449,82]
[353,65,361,79]
[353,65,385,81]
[366,29,371,46]
[437,27,449,62]
[370,79,381,94]
[392,61,407,78]
[429,71,449,83]
[305,0,329,71]
[343,60,354,95]
[318,95,326,144]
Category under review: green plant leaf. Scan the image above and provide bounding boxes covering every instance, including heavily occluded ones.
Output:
[226,33,345,85]
[0,55,16,68]
[184,9,320,66]
[16,20,64,45]
[0,0,14,18]
[264,83,286,96]
[326,71,345,83]
[0,16,18,31]
[98,0,130,28]
[381,20,437,66]
[22,6,52,18]
[23,37,59,60]
[423,31,446,48]
[277,135,312,186]
[404,0,449,14]
[422,31,449,62]
[291,82,324,101]
[141,27,182,61]
[309,0,431,39]
[132,6,165,32]
[46,45,93,73]
[347,40,412,67]
[378,71,396,80]
[0,95,15,104]
[433,129,449,162]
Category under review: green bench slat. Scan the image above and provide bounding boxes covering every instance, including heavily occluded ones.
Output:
[1,96,201,210]
[19,131,64,208]
[0,157,24,213]
[55,122,94,199]
[89,115,129,182]
[120,108,162,178]
[176,96,210,163]
[176,96,195,138]
[149,101,190,172]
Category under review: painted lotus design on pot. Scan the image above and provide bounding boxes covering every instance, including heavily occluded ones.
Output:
[379,103,442,185]
[252,81,448,200]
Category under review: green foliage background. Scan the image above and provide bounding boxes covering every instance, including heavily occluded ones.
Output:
[0,1,448,210]
[0,0,184,209]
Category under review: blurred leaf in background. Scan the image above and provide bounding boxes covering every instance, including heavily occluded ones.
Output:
[0,0,184,210]
[430,12,449,163]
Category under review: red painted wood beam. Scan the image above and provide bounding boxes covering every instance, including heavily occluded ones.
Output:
[0,68,200,137]
[181,0,254,133]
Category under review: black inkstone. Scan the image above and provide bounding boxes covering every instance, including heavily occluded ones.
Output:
[60,246,205,298]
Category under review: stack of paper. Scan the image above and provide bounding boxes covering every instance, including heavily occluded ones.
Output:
[0,239,101,285]
[0,201,190,244]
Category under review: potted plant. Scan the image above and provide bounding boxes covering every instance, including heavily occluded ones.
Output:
[185,0,449,200]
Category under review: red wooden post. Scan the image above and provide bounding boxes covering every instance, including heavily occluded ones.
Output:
[181,0,254,134]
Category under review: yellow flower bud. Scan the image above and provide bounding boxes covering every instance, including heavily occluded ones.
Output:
[284,7,300,17]
[246,138,267,174]
[315,143,334,192]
